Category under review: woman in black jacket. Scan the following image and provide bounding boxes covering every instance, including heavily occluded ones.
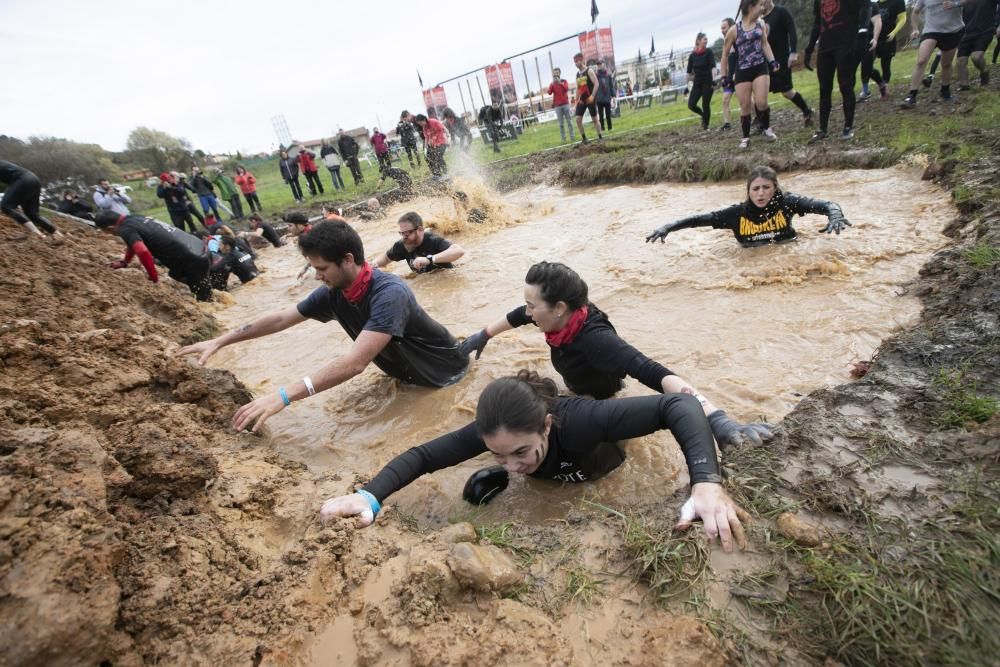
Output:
[278,150,304,203]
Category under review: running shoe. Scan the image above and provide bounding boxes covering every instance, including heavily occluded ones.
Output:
[763,128,778,141]
[981,71,990,86]
[809,130,828,143]
[900,95,917,109]
[858,90,872,102]
[841,127,855,140]
[878,83,889,100]
[922,74,934,88]
[803,111,815,127]
[739,137,750,149]
[719,122,733,131]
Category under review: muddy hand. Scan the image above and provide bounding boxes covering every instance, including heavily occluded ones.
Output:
[675,482,750,552]
[820,211,852,235]
[646,225,672,243]
[458,329,491,360]
[708,409,773,449]
[232,392,285,432]
[175,339,221,366]
[320,494,375,526]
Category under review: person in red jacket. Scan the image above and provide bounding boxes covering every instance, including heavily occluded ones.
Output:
[234,165,262,213]
[371,128,391,174]
[297,148,324,196]
[414,114,449,177]
[547,68,576,142]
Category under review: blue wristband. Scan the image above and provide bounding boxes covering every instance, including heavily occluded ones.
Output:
[355,489,381,517]
[278,387,291,406]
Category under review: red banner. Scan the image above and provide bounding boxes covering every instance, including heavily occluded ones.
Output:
[578,27,616,72]
[422,86,448,114]
[484,63,517,105]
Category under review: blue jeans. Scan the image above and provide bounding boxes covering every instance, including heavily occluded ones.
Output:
[328,166,345,190]
[198,194,221,219]
[554,104,575,141]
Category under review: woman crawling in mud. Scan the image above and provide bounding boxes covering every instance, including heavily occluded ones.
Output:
[645,165,851,247]
[457,261,772,449]
[320,370,750,552]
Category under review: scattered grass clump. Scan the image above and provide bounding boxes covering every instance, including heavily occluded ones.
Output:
[477,521,535,566]
[933,365,999,428]
[560,566,605,607]
[964,243,1000,270]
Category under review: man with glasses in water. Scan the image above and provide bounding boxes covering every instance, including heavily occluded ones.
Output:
[372,211,465,274]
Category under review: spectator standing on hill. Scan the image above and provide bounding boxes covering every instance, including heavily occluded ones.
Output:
[191,167,223,220]
[174,173,206,225]
[234,165,262,213]
[687,32,717,130]
[95,210,212,301]
[415,114,449,176]
[320,140,346,190]
[0,160,62,238]
[762,0,815,125]
[212,168,243,220]
[58,190,95,221]
[94,177,131,216]
[478,102,504,154]
[156,172,198,233]
[718,17,738,130]
[337,131,364,185]
[595,60,615,132]
[547,68,576,142]
[297,148,324,196]
[572,53,603,144]
[279,150,304,203]
[371,128,392,173]
[442,108,473,151]
[397,113,423,168]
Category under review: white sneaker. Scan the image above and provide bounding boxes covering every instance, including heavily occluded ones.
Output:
[763,128,778,141]
[739,138,750,149]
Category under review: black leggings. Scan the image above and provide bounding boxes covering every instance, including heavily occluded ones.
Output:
[1,175,57,233]
[168,208,198,233]
[287,176,304,200]
[687,83,714,128]
[597,102,613,130]
[243,191,261,212]
[303,170,323,195]
[817,46,857,132]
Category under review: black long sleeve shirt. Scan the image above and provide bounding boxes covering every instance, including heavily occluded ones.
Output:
[362,394,722,502]
[809,0,873,52]
[505,303,674,399]
[765,5,799,57]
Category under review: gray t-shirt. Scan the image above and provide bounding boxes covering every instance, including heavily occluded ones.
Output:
[914,0,966,34]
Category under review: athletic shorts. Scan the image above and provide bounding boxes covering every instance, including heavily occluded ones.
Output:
[921,30,965,52]
[735,62,769,84]
[769,64,794,93]
[957,31,994,57]
[575,100,597,117]
[875,38,897,59]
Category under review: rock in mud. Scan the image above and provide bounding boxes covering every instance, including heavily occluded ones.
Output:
[446,542,523,592]
[437,521,477,544]
[776,512,825,547]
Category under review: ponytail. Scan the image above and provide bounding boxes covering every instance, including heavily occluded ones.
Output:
[476,370,559,436]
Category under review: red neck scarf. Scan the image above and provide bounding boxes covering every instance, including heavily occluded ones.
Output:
[342,262,373,305]
[693,46,706,54]
[545,305,589,348]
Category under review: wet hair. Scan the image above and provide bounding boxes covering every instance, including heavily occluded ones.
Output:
[476,370,559,437]
[218,225,235,236]
[400,110,410,120]
[248,213,262,223]
[398,211,423,228]
[414,114,428,123]
[696,32,707,44]
[298,220,365,265]
[220,235,237,249]
[745,165,779,197]
[282,211,309,224]
[94,210,120,228]
[524,261,588,310]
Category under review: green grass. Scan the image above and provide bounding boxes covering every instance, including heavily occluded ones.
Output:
[560,566,605,607]
[964,243,1000,270]
[477,521,535,566]
[933,365,999,428]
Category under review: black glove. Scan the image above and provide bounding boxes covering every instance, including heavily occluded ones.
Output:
[462,465,509,505]
[820,208,852,235]
[769,59,780,73]
[458,329,492,359]
[707,410,773,450]
[683,86,690,95]
[645,224,674,243]
[720,74,733,89]
[803,50,814,71]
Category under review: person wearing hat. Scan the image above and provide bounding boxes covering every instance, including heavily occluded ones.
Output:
[176,219,469,432]
[95,210,212,301]
[156,172,199,233]
[372,211,464,274]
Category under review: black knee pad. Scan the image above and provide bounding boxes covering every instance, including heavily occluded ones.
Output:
[462,465,509,505]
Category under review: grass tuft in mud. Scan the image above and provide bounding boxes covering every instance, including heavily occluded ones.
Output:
[933,365,999,428]
[963,242,1000,270]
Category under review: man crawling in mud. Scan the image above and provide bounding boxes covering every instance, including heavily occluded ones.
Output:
[177,220,468,431]
[372,211,465,274]
[320,370,751,553]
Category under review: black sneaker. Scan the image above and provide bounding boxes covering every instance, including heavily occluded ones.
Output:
[858,90,872,102]
[809,130,828,143]
[922,74,934,88]
[981,71,990,86]
[900,95,917,109]
[841,127,855,140]
[719,122,733,131]
[940,90,955,102]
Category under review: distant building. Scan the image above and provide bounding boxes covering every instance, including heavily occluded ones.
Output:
[121,168,153,181]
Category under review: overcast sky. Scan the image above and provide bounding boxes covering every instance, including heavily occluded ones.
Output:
[1,0,735,154]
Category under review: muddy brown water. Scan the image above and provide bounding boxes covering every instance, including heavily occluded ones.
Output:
[211,166,950,541]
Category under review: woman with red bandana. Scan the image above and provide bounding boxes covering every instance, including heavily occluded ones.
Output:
[457,261,771,450]
[177,220,468,431]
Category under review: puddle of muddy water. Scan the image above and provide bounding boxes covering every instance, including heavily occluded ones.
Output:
[211,167,952,534]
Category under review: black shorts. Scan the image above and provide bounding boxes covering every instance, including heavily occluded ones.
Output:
[575,101,597,117]
[735,62,769,84]
[875,38,897,59]
[921,30,965,52]
[957,31,995,57]
[769,64,794,93]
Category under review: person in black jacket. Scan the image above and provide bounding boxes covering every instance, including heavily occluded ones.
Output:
[278,150,304,203]
[337,131,364,185]
[458,261,772,450]
[210,236,259,290]
[0,160,61,238]
[478,101,504,153]
[319,369,751,553]
[645,165,850,247]
[190,166,223,220]
[397,112,423,167]
[57,190,95,221]
[687,32,718,130]
[156,172,199,233]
